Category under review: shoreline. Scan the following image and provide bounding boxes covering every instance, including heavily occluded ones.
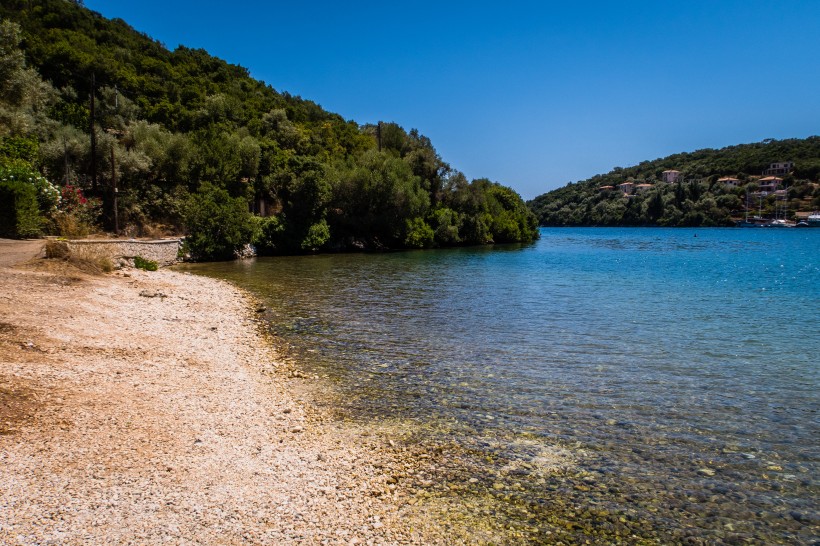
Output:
[0,257,445,544]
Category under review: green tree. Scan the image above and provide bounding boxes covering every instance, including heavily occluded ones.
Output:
[645,189,665,221]
[404,217,434,248]
[0,19,57,139]
[331,150,429,245]
[183,183,257,260]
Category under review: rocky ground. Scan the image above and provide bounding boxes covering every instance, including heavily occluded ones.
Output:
[0,249,451,545]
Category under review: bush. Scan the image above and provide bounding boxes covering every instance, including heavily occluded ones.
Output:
[0,179,42,238]
[300,219,330,251]
[431,207,462,246]
[52,212,90,238]
[57,184,102,229]
[404,217,434,248]
[252,215,284,254]
[44,240,113,274]
[44,239,69,259]
[0,165,60,214]
[134,256,158,271]
[183,183,258,261]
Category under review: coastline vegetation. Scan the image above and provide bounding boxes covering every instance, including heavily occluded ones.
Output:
[0,1,538,258]
[529,137,820,226]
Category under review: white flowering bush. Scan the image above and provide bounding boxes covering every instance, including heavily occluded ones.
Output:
[0,165,61,213]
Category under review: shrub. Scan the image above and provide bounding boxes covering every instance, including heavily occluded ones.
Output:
[44,240,113,274]
[300,219,330,251]
[44,239,69,259]
[431,207,462,246]
[0,179,42,238]
[133,256,158,271]
[52,212,90,238]
[58,184,101,225]
[0,165,60,214]
[183,183,258,261]
[48,184,102,237]
[403,217,434,248]
[252,215,285,254]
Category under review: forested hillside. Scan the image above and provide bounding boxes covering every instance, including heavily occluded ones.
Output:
[0,0,538,258]
[529,138,820,227]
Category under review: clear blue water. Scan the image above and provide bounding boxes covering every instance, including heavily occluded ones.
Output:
[186,228,819,543]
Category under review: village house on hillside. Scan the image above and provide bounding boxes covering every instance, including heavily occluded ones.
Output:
[758,176,783,194]
[718,177,741,188]
[662,170,682,184]
[617,182,635,195]
[764,161,794,176]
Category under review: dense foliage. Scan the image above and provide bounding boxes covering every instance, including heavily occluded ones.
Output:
[529,138,820,226]
[182,183,258,261]
[0,1,538,253]
[0,177,41,237]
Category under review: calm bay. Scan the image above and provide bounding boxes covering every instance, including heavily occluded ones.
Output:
[185,227,819,544]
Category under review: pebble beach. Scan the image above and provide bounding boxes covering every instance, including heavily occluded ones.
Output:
[0,254,447,545]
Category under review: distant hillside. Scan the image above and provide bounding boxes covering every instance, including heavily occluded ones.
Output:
[528,137,820,227]
[0,0,538,255]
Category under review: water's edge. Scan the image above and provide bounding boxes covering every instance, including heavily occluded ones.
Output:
[181,228,819,544]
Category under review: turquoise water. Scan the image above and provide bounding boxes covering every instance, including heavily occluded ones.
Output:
[186,228,819,543]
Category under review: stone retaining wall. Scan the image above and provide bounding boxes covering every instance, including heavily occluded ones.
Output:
[66,239,182,267]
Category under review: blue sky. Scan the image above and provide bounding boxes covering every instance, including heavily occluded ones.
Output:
[83,0,820,199]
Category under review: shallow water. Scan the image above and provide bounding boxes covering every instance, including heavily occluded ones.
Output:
[186,228,819,544]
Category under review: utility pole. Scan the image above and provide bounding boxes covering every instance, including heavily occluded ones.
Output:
[111,145,119,234]
[89,73,97,192]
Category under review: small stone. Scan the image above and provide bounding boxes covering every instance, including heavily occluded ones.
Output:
[291,426,304,433]
[698,468,716,476]
[139,289,166,298]
[790,511,810,523]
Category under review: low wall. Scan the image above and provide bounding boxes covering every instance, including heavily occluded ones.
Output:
[66,239,182,267]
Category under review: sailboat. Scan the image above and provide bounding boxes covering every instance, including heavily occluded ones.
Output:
[736,187,795,227]
[736,189,769,227]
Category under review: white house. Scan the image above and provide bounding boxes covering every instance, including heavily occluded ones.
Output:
[758,176,782,194]
[718,177,741,188]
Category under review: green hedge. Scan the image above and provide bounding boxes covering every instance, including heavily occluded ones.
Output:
[0,180,42,238]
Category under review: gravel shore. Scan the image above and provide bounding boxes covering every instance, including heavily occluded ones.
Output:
[0,258,447,545]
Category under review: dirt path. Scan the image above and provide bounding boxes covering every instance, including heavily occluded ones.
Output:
[0,239,44,267]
